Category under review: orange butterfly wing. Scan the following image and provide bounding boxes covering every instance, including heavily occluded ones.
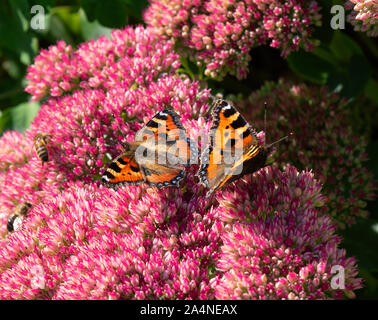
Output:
[142,166,186,188]
[135,109,197,167]
[197,99,265,196]
[102,109,196,190]
[135,109,196,188]
[101,154,144,189]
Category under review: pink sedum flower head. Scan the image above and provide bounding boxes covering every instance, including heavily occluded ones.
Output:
[2,25,210,241]
[0,131,33,171]
[25,26,181,102]
[240,79,377,228]
[0,157,62,238]
[0,164,362,299]
[346,0,378,37]
[23,25,211,185]
[0,25,362,299]
[213,165,362,299]
[25,41,75,101]
[144,0,322,80]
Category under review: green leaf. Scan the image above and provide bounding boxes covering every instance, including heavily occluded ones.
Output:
[10,101,40,132]
[178,56,195,80]
[311,0,334,45]
[0,109,11,135]
[357,269,378,299]
[2,59,22,79]
[327,55,370,98]
[339,216,378,299]
[340,218,378,271]
[80,0,128,28]
[120,0,149,20]
[50,6,82,37]
[79,8,112,41]
[312,46,339,66]
[9,0,29,32]
[0,1,36,65]
[47,12,76,45]
[28,0,56,10]
[364,78,378,104]
[0,78,28,111]
[329,32,364,63]
[289,31,371,99]
[344,54,371,97]
[2,101,41,134]
[287,51,334,84]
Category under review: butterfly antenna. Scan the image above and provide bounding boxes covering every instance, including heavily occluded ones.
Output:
[265,132,294,149]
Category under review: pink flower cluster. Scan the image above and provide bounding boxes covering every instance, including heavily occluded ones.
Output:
[346,0,378,37]
[0,131,32,171]
[0,165,362,299]
[0,157,62,238]
[144,0,322,80]
[25,27,180,101]
[24,26,209,180]
[213,166,361,299]
[1,26,210,241]
[0,25,362,299]
[240,80,377,227]
[25,78,209,185]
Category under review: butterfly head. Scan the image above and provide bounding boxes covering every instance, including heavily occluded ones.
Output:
[120,141,131,151]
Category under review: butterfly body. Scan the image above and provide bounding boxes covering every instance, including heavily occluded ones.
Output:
[197,99,268,196]
[102,109,196,190]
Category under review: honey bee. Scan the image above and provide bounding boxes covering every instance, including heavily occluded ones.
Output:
[34,133,50,164]
[7,202,32,232]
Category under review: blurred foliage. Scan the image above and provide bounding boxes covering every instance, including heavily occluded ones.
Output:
[0,0,147,132]
[285,0,378,300]
[0,0,377,299]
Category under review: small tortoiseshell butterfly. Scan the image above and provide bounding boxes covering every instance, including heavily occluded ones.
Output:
[197,99,289,197]
[102,109,197,190]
